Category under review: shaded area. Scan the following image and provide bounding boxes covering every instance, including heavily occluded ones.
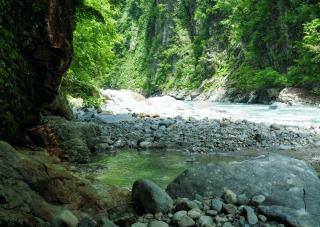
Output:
[0,0,77,143]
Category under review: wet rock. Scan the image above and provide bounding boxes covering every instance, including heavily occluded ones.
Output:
[211,198,223,212]
[258,215,267,222]
[139,141,153,149]
[52,210,79,227]
[175,198,200,211]
[114,139,127,148]
[177,215,195,227]
[149,220,169,227]
[132,179,173,214]
[167,155,320,225]
[187,209,202,219]
[259,205,317,227]
[240,206,258,225]
[237,194,250,205]
[278,87,320,106]
[251,195,266,205]
[42,117,101,163]
[196,216,213,226]
[215,216,228,223]
[222,222,233,227]
[173,211,188,223]
[132,223,148,227]
[0,141,120,226]
[222,189,237,204]
[154,212,163,220]
[78,217,97,227]
[205,210,218,217]
[99,218,118,227]
[222,204,237,215]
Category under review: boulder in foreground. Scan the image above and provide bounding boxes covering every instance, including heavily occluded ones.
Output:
[166,155,320,226]
[132,179,173,214]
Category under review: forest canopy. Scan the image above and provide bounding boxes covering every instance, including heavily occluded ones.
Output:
[64,0,320,105]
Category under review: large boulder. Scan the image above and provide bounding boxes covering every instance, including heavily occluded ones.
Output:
[166,155,320,226]
[132,179,173,214]
[41,116,102,163]
[278,87,320,106]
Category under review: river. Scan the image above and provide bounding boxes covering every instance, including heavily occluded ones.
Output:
[75,90,320,189]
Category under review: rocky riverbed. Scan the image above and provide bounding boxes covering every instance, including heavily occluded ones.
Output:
[123,155,320,227]
[67,90,320,155]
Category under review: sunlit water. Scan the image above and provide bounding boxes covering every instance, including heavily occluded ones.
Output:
[91,150,244,189]
[100,89,320,127]
[188,102,320,126]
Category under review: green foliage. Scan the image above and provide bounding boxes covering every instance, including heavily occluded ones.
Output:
[69,0,320,100]
[62,0,120,107]
[288,19,320,90]
[235,66,287,92]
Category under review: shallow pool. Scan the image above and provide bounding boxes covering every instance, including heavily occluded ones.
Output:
[90,149,244,189]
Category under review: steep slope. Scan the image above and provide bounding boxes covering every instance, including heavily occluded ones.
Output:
[0,0,76,142]
[107,0,320,98]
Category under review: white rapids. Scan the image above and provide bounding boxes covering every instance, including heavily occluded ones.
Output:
[100,89,320,127]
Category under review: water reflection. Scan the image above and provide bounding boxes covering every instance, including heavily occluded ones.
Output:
[90,149,244,189]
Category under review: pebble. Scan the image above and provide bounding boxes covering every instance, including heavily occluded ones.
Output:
[175,198,200,211]
[223,189,237,204]
[251,195,266,205]
[211,198,223,212]
[54,210,79,227]
[149,220,169,227]
[237,194,250,205]
[173,211,188,223]
[222,204,237,215]
[242,206,258,225]
[206,210,218,216]
[196,216,213,226]
[154,212,163,220]
[145,214,154,219]
[132,223,148,227]
[222,222,234,227]
[188,209,202,219]
[178,215,195,227]
[215,216,228,223]
[258,215,267,222]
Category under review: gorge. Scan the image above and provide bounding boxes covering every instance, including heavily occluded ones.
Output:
[0,0,320,227]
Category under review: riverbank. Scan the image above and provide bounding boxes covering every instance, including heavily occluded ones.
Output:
[65,90,320,157]
[3,88,320,226]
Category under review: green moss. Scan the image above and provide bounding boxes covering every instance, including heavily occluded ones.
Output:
[0,112,19,143]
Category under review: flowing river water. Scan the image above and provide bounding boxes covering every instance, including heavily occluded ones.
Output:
[76,90,320,189]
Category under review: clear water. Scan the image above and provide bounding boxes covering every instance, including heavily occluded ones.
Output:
[187,102,320,126]
[91,149,244,189]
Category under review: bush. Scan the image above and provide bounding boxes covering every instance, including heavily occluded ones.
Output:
[235,66,287,92]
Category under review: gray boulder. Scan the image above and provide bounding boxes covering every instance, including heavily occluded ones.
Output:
[132,179,173,214]
[148,220,169,227]
[167,155,320,226]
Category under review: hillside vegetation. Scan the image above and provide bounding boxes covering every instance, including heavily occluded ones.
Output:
[64,0,320,103]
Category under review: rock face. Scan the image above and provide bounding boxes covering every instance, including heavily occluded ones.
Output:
[132,179,173,214]
[0,0,77,142]
[42,117,102,163]
[0,141,130,226]
[166,155,320,226]
[278,87,320,106]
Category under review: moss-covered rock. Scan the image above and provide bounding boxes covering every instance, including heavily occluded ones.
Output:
[0,140,131,226]
[41,117,102,163]
[0,0,77,143]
